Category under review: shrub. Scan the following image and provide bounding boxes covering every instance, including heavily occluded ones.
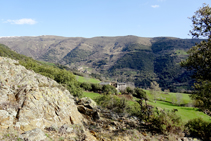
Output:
[90,73,103,81]
[150,109,184,134]
[80,82,92,91]
[185,118,211,140]
[95,95,147,117]
[102,85,117,95]
[128,102,141,117]
[66,82,83,98]
[94,95,129,113]
[39,72,55,79]
[119,89,127,94]
[133,88,146,99]
[91,83,102,92]
[54,69,75,84]
[136,99,153,121]
[126,87,134,94]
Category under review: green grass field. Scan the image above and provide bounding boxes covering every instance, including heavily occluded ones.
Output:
[83,91,211,123]
[75,75,101,83]
[147,100,210,122]
[144,90,192,105]
[83,91,101,99]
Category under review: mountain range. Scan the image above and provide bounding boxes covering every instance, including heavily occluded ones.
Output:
[0,35,202,91]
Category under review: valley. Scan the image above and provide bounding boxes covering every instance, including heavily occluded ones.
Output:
[1,2,211,140]
[0,35,203,92]
[0,41,210,141]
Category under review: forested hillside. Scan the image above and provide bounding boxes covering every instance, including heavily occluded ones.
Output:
[0,36,202,91]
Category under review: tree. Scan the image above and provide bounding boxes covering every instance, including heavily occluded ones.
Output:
[126,87,134,94]
[181,4,211,80]
[133,87,147,99]
[134,88,149,120]
[189,3,211,39]
[91,83,102,92]
[176,93,183,105]
[149,81,161,103]
[102,85,117,95]
[80,82,92,91]
[181,4,211,110]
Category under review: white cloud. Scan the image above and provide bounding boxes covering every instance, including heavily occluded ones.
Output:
[4,18,37,25]
[151,5,160,8]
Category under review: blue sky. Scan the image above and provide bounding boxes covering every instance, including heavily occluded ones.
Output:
[0,0,211,38]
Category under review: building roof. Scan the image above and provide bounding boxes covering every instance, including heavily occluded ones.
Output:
[100,82,111,85]
[117,83,126,85]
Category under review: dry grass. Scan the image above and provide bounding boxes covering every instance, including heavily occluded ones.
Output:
[117,94,133,101]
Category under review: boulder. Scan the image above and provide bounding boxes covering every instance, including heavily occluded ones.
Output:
[77,97,97,109]
[77,105,100,121]
[76,97,100,121]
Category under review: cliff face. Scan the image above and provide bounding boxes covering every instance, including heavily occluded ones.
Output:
[0,57,96,140]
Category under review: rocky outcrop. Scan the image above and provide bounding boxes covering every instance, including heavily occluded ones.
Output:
[0,57,96,140]
[76,97,100,121]
[76,97,97,109]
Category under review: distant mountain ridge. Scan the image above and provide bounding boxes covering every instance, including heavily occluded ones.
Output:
[0,35,203,91]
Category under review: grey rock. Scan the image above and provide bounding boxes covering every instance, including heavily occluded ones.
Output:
[19,128,46,141]
[77,105,100,121]
[0,110,14,128]
[59,124,74,134]
[77,97,97,109]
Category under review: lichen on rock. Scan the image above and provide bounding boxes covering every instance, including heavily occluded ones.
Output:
[0,57,97,140]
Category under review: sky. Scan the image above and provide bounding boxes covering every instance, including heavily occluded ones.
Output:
[0,0,211,39]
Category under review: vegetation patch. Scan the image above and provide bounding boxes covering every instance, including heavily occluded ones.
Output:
[175,50,188,55]
[147,100,210,122]
[185,118,211,140]
[83,91,101,99]
[75,75,100,83]
[62,48,92,64]
[122,43,151,52]
[83,90,210,123]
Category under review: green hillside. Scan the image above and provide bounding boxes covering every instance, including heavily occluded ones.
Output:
[63,48,93,64]
[0,36,203,92]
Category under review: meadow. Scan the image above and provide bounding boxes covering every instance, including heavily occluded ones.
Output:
[83,90,211,123]
[75,75,101,83]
